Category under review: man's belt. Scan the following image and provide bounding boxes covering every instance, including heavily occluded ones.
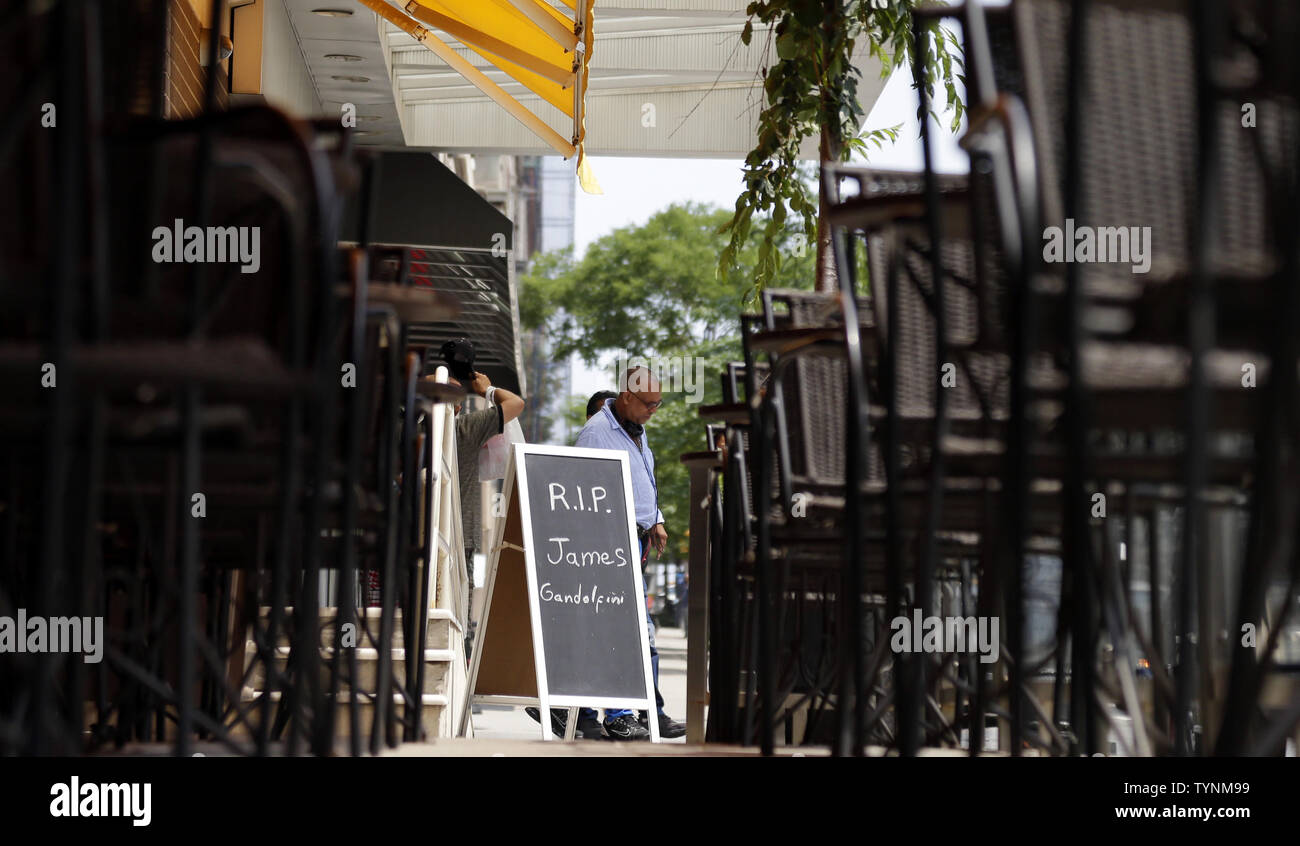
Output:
[637,525,652,540]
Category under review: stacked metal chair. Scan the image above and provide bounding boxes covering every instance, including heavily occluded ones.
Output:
[695,9,1028,757]
[694,346,760,743]
[952,0,1299,757]
[1001,0,1298,756]
[694,272,878,751]
[0,2,464,756]
[701,0,1300,757]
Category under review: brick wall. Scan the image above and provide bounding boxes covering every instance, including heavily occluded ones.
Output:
[165,0,227,119]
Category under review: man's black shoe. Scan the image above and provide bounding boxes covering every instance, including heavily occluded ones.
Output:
[639,711,686,739]
[525,707,567,738]
[603,713,651,741]
[576,716,605,740]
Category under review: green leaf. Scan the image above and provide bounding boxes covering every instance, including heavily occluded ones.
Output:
[736,205,754,245]
[776,29,798,60]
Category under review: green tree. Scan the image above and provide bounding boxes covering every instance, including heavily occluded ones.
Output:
[719,0,965,293]
[521,203,814,560]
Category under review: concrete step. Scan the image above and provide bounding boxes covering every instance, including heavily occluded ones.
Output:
[239,690,449,738]
[245,646,455,695]
[252,607,458,650]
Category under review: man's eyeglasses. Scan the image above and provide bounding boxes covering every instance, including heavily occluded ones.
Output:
[631,392,663,411]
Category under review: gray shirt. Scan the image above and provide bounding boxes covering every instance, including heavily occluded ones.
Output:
[455,405,502,552]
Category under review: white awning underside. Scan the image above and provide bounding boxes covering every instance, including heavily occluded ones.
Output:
[286,0,891,159]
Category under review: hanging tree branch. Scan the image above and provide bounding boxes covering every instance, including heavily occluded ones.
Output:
[718,0,965,296]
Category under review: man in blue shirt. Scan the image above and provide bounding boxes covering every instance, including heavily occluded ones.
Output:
[572,369,685,741]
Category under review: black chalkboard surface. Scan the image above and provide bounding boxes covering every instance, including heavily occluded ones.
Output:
[520,450,649,702]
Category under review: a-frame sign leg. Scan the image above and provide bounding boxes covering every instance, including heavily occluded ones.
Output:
[459,528,498,738]
[457,462,522,732]
[563,707,578,741]
[460,450,546,738]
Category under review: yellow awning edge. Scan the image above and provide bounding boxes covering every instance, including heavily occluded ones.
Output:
[362,0,600,192]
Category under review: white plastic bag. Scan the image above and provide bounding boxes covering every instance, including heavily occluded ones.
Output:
[478,397,524,481]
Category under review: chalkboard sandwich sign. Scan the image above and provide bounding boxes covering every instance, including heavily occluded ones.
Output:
[460,443,660,742]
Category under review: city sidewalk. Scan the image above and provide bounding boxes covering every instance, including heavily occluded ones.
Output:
[468,624,691,744]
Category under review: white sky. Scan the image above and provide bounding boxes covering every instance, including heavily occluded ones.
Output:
[557,57,970,405]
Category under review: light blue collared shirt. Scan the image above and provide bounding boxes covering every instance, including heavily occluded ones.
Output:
[575,398,663,530]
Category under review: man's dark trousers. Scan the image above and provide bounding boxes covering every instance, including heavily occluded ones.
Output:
[580,535,663,723]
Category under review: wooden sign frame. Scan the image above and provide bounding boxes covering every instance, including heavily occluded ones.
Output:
[460,443,660,742]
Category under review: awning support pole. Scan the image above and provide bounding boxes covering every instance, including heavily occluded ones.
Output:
[402,1,576,86]
[496,0,580,51]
